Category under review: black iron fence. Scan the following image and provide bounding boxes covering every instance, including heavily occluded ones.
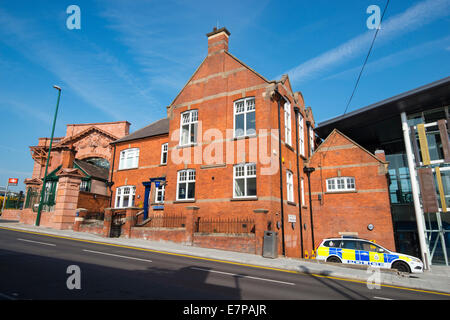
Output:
[195,217,255,234]
[83,212,105,221]
[143,213,186,228]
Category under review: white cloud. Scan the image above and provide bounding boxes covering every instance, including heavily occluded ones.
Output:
[324,36,450,81]
[0,8,159,123]
[283,0,450,84]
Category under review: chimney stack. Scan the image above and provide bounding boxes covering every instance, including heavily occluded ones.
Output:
[61,146,76,169]
[374,149,386,162]
[206,27,230,55]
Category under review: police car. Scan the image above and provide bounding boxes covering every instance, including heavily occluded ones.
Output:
[316,237,423,273]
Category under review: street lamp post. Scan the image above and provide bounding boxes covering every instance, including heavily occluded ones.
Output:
[303,166,316,254]
[35,86,62,226]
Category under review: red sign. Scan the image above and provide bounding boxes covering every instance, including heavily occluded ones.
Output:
[8,178,18,185]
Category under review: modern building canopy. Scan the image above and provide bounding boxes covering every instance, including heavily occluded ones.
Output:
[315,76,450,147]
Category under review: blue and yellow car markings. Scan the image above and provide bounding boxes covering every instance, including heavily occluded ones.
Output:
[318,248,401,267]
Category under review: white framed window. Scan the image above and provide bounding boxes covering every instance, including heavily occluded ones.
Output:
[234,97,256,138]
[298,113,305,156]
[119,148,139,170]
[301,178,305,206]
[115,186,136,208]
[161,143,168,165]
[326,177,356,192]
[155,184,165,204]
[233,163,257,198]
[177,169,196,200]
[284,102,292,146]
[309,126,315,155]
[180,110,198,146]
[286,170,294,202]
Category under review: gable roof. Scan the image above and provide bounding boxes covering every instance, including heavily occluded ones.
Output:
[169,49,272,108]
[111,118,169,145]
[312,129,388,164]
[57,126,119,146]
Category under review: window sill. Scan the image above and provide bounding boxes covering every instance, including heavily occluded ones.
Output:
[177,143,197,149]
[159,163,167,167]
[285,143,294,152]
[174,199,196,203]
[117,167,139,172]
[230,197,258,201]
[287,201,297,206]
[325,190,357,194]
[233,134,257,141]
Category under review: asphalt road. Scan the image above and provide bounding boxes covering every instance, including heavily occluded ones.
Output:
[0,227,448,300]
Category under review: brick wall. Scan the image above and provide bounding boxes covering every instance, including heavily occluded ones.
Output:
[77,191,110,214]
[305,130,395,253]
[193,234,256,254]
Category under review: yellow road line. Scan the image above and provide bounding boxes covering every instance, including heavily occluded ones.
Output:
[1,225,449,297]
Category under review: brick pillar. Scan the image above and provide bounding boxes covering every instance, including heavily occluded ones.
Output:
[123,207,140,238]
[185,206,199,245]
[53,168,83,230]
[73,208,87,232]
[254,209,269,255]
[103,208,113,237]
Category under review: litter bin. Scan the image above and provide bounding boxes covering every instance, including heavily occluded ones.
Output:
[263,231,278,258]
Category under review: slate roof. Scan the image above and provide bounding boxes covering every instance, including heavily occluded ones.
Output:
[74,159,109,181]
[111,118,169,144]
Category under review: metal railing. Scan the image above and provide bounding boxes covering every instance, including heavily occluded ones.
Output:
[141,213,186,228]
[195,217,255,234]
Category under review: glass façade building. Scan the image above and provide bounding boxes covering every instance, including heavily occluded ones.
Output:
[315,77,450,268]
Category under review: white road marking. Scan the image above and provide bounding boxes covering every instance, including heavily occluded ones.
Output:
[191,267,295,286]
[373,296,394,300]
[82,249,152,263]
[17,238,56,246]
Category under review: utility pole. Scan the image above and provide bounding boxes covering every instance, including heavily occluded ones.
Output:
[1,184,9,213]
[36,86,62,226]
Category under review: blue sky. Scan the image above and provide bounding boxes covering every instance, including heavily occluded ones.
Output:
[0,0,449,191]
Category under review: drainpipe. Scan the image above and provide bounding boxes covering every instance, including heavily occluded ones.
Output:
[400,112,431,270]
[304,166,316,253]
[274,87,286,257]
[108,144,116,208]
[293,106,304,258]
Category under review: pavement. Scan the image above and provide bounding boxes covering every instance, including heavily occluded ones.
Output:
[1,219,450,296]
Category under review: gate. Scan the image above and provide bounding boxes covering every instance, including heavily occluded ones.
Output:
[110,212,126,238]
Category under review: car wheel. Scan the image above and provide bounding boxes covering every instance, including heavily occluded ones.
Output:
[392,261,411,273]
[327,256,341,264]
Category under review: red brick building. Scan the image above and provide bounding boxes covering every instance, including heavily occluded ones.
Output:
[3,26,396,259]
[1,121,130,229]
[305,129,395,253]
[110,118,169,217]
[108,27,316,257]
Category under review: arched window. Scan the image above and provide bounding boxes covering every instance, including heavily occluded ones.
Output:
[84,157,110,170]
